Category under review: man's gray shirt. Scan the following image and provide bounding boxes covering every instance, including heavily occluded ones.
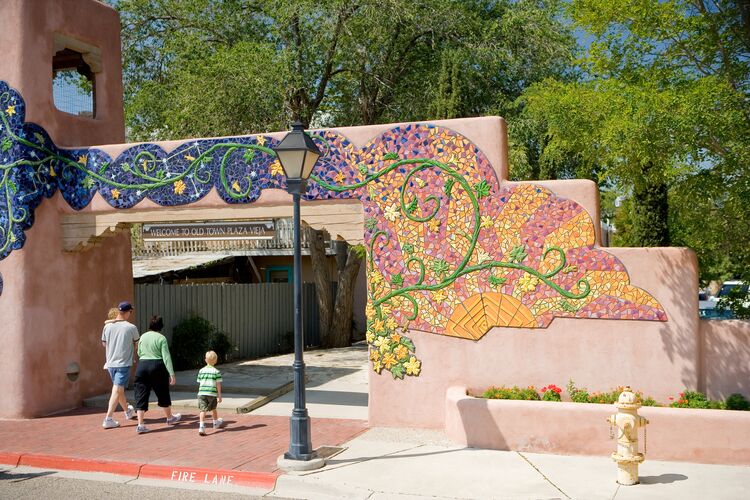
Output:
[101,321,140,368]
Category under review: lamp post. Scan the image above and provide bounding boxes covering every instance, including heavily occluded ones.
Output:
[273,121,321,463]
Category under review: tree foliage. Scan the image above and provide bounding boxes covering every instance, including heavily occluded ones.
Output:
[520,0,750,278]
[116,0,573,138]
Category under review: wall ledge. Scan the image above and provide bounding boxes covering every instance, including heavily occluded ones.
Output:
[445,386,750,465]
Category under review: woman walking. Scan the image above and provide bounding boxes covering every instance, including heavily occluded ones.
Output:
[133,315,181,434]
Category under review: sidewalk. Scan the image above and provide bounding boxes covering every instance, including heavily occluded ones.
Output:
[84,343,369,418]
[271,427,750,499]
[0,406,366,492]
[1,414,748,499]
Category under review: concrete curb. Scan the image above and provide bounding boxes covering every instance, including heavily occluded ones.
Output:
[18,454,142,476]
[0,452,280,490]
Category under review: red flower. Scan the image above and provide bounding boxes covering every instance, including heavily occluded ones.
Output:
[668,397,674,400]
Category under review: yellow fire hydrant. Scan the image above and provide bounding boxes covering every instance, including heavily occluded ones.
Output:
[607,386,649,485]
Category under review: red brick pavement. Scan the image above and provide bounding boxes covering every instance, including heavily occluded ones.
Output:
[0,407,368,474]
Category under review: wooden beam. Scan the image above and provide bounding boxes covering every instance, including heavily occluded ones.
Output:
[60,200,364,252]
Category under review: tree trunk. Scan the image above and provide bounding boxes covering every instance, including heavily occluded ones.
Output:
[306,226,333,343]
[631,162,670,246]
[328,246,364,348]
[305,226,363,348]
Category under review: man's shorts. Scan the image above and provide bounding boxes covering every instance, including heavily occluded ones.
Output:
[198,395,218,411]
[108,366,130,387]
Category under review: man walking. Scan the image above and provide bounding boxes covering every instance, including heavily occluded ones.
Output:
[101,301,139,429]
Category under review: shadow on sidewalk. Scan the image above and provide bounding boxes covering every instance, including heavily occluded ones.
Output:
[325,446,466,466]
[639,473,688,484]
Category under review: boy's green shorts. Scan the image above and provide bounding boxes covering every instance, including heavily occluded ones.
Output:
[198,395,218,411]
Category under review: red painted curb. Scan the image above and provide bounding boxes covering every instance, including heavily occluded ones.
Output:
[18,454,142,476]
[0,452,21,467]
[0,452,279,490]
[139,463,279,490]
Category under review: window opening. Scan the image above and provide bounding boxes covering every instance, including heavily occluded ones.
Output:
[53,48,95,117]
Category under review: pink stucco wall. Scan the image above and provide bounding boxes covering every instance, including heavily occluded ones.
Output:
[0,195,133,417]
[701,320,750,400]
[0,0,128,417]
[445,387,750,465]
[0,0,125,147]
[369,246,700,429]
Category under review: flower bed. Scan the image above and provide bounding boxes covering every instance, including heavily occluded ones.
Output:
[445,386,750,465]
[476,380,749,410]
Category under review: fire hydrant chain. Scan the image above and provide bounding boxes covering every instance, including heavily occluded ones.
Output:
[606,386,649,486]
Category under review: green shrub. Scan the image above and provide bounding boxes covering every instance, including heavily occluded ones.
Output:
[640,395,658,407]
[540,384,562,402]
[208,329,234,364]
[725,393,750,411]
[669,390,725,409]
[567,379,591,403]
[567,380,658,406]
[482,386,540,401]
[171,314,235,370]
[588,390,620,404]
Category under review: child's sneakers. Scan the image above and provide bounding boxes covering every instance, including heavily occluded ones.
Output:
[166,413,182,425]
[213,418,225,429]
[125,404,135,420]
[198,424,206,436]
[102,416,119,429]
[136,424,149,434]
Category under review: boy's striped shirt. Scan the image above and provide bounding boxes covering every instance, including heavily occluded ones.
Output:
[197,365,222,396]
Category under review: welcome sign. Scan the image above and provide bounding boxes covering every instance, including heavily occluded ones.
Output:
[142,220,275,241]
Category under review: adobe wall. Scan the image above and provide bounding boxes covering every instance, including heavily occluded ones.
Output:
[0,0,125,147]
[701,319,750,400]
[0,195,133,417]
[0,0,127,417]
[444,387,750,465]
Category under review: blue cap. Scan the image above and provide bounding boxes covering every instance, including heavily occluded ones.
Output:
[118,301,133,312]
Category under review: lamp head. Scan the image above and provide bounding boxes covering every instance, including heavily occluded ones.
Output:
[273,121,321,187]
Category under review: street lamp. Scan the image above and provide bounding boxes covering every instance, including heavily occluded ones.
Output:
[273,121,321,463]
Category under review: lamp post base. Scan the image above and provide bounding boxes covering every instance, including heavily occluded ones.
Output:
[277,454,326,472]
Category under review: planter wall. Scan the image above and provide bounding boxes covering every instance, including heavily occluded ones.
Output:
[445,386,750,465]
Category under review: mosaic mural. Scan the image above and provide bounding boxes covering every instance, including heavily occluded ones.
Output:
[0,80,666,379]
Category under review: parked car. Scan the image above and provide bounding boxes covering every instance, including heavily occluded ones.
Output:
[716,280,749,299]
[699,307,735,320]
[699,281,749,319]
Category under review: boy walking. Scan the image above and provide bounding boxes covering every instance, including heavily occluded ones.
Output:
[197,351,225,435]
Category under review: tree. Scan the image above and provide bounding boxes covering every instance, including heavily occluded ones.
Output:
[118,0,360,137]
[520,0,750,265]
[327,0,575,127]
